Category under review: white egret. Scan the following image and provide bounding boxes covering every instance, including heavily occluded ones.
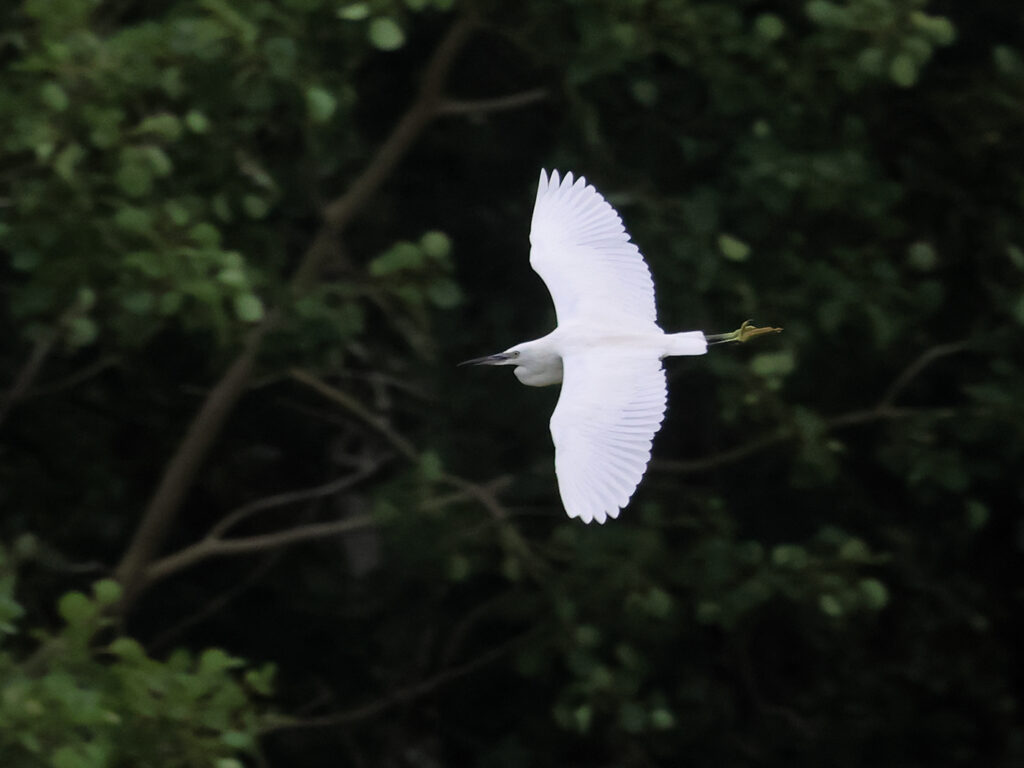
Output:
[463,170,781,524]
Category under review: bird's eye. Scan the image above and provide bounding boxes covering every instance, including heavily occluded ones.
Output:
[512,351,520,358]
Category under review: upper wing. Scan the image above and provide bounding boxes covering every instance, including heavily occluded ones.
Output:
[530,169,658,328]
[549,349,668,524]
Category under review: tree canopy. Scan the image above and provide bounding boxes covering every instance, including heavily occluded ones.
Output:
[1,0,1022,765]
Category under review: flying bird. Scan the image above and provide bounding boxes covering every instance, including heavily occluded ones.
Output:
[462,170,781,524]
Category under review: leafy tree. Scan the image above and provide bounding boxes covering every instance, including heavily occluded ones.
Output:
[1,0,1021,766]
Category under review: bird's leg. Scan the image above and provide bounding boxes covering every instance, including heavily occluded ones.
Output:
[706,319,783,345]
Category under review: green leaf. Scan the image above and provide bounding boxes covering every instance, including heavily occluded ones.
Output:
[58,591,97,627]
[189,222,222,247]
[1007,245,1024,271]
[305,86,337,123]
[220,731,253,749]
[368,17,405,51]
[750,350,795,378]
[631,79,658,106]
[418,450,444,481]
[134,113,183,141]
[199,647,244,676]
[838,537,870,562]
[572,704,592,733]
[754,13,785,42]
[116,161,153,198]
[419,230,451,260]
[114,206,154,233]
[54,143,86,182]
[40,82,69,111]
[140,146,173,177]
[771,543,808,568]
[108,636,147,662]
[965,499,989,530]
[889,54,918,87]
[650,707,675,730]
[66,316,98,347]
[369,241,423,276]
[1011,294,1024,325]
[12,251,41,272]
[92,579,123,606]
[858,578,889,610]
[121,291,155,314]
[427,279,462,308]
[242,194,269,219]
[857,47,885,76]
[819,593,843,617]
[717,233,751,261]
[244,663,276,696]
[184,109,210,133]
[337,3,370,20]
[234,293,264,322]
[907,241,937,271]
[910,11,956,46]
[264,37,298,78]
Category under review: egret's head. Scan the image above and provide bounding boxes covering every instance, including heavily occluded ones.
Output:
[458,346,522,368]
[460,341,562,387]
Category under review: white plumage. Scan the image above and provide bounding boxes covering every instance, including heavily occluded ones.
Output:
[463,169,743,523]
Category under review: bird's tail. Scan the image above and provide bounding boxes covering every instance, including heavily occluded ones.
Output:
[664,331,708,358]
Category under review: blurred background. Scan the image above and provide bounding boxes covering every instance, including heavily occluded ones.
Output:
[1,0,1022,765]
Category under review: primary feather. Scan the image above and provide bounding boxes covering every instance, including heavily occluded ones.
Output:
[530,170,658,329]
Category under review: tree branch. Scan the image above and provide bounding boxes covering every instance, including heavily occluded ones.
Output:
[139,460,386,590]
[436,88,548,116]
[0,328,59,429]
[113,15,479,605]
[655,340,973,475]
[145,515,376,588]
[208,457,389,539]
[292,14,479,288]
[115,322,271,599]
[879,339,973,407]
[261,632,524,732]
[289,368,419,461]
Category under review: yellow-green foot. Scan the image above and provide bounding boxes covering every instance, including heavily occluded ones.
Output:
[706,319,783,345]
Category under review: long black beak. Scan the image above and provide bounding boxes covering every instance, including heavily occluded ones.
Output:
[458,353,511,367]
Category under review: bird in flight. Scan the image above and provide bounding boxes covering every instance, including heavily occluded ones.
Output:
[463,170,781,523]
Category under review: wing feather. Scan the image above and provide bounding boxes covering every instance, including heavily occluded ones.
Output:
[549,350,668,523]
[530,169,658,328]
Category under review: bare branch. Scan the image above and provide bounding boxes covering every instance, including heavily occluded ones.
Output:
[654,406,957,474]
[655,340,976,475]
[115,321,271,599]
[21,356,119,399]
[209,458,389,539]
[147,556,281,653]
[261,632,524,732]
[0,328,58,429]
[145,515,376,588]
[655,342,974,475]
[289,368,419,460]
[437,88,548,116]
[421,474,513,511]
[879,339,973,408]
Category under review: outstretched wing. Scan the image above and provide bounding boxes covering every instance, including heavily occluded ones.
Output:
[530,169,658,328]
[549,349,668,523]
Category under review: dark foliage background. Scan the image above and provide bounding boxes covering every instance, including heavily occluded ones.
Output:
[1,0,1022,765]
